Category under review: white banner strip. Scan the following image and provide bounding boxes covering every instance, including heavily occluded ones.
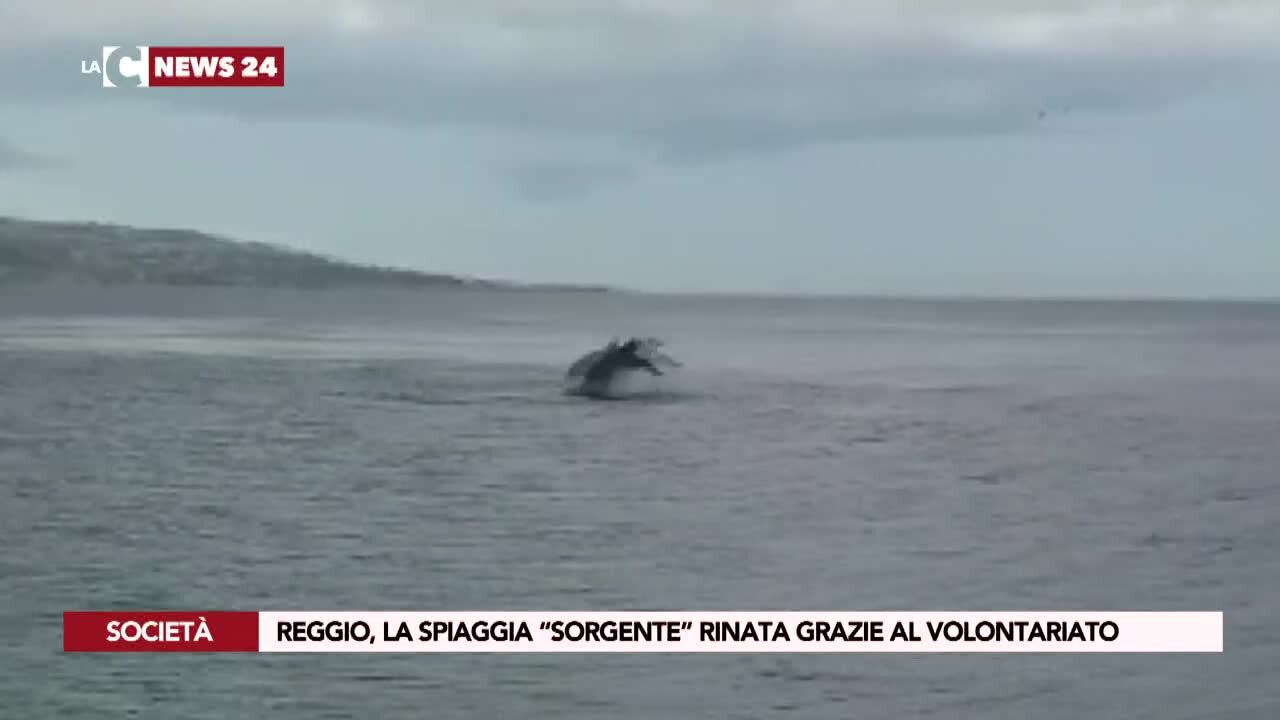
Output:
[258,612,1222,653]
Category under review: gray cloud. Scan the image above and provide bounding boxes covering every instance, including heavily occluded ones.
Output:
[0,139,57,171]
[3,1,1278,164]
[507,159,634,202]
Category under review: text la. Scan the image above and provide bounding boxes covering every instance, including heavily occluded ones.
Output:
[81,60,101,74]
[385,622,413,642]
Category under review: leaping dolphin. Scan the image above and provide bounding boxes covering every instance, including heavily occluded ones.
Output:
[565,337,681,398]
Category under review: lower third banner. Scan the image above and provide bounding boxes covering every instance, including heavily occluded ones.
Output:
[62,611,1223,653]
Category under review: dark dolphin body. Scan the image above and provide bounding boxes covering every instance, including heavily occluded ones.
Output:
[566,340,618,381]
[565,337,680,399]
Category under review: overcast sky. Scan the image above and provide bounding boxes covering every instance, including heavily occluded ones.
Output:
[1,1,1278,297]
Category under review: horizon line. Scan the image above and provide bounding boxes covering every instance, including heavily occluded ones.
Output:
[5,213,1277,305]
[617,289,1280,303]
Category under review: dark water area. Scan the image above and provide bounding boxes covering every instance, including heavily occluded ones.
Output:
[2,286,1277,718]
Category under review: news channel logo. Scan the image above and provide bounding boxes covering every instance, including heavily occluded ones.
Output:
[81,46,150,88]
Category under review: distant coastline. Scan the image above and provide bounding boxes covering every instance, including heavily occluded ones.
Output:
[4,216,1274,303]
[0,216,613,293]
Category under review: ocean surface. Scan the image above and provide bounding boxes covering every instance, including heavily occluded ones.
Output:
[2,285,1277,719]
